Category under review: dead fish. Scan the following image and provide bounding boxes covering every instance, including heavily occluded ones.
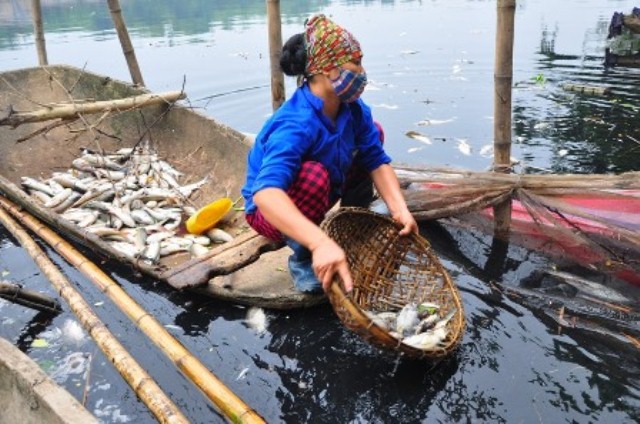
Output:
[184,235,211,246]
[21,177,55,197]
[44,188,74,209]
[52,192,81,213]
[130,209,156,226]
[545,270,631,304]
[29,190,52,205]
[71,158,95,172]
[206,228,234,244]
[414,313,440,334]
[51,173,89,192]
[85,201,136,228]
[245,307,268,334]
[94,169,126,181]
[405,130,432,145]
[479,144,494,158]
[110,241,139,258]
[396,303,420,337]
[402,326,448,350]
[142,241,161,263]
[76,211,99,228]
[81,153,124,171]
[178,177,209,198]
[416,118,455,126]
[159,243,189,256]
[146,231,175,244]
[456,138,472,156]
[190,243,210,258]
[364,310,397,331]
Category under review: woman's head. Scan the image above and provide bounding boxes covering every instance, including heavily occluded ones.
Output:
[304,14,362,76]
[280,14,367,103]
[280,14,363,78]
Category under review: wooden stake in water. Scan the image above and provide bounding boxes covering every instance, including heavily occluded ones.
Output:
[107,0,145,86]
[266,0,285,110]
[493,0,516,236]
[31,0,48,65]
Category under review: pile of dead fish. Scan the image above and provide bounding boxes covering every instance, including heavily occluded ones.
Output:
[21,143,232,263]
[364,302,455,350]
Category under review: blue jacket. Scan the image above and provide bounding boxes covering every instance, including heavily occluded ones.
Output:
[242,83,392,215]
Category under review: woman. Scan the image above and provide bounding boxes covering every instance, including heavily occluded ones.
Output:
[241,14,417,293]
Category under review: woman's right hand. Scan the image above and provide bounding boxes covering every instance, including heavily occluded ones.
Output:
[310,237,353,293]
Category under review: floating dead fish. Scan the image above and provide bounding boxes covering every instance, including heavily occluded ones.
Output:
[245,307,268,334]
[456,138,472,156]
[479,144,493,158]
[405,130,432,145]
[545,270,631,304]
[416,118,455,126]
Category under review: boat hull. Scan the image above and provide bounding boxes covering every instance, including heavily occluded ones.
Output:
[0,65,324,309]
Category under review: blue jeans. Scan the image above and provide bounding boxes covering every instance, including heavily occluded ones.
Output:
[285,238,322,293]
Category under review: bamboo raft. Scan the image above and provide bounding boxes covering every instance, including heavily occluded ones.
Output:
[0,65,324,309]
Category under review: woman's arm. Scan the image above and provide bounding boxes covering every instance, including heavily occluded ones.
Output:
[253,187,353,291]
[370,164,418,235]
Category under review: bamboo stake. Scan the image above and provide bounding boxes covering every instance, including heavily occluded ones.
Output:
[107,0,145,86]
[0,196,266,424]
[0,91,185,127]
[493,0,516,237]
[30,0,48,65]
[266,0,285,110]
[0,206,189,424]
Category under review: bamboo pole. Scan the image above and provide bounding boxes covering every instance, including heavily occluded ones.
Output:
[266,0,285,110]
[107,0,145,86]
[30,0,48,65]
[0,91,185,128]
[493,0,516,236]
[0,206,189,424]
[0,279,61,313]
[0,196,266,424]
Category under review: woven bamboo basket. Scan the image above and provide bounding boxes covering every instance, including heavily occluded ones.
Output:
[320,208,465,359]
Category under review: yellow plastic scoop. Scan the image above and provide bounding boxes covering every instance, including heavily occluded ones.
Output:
[185,197,233,235]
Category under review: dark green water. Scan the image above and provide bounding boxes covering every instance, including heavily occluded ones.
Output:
[1,1,639,423]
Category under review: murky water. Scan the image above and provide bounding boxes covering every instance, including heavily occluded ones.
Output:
[1,1,639,423]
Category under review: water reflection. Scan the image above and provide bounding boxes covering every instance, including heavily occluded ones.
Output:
[1,0,638,172]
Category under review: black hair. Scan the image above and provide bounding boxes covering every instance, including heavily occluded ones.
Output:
[279,33,307,77]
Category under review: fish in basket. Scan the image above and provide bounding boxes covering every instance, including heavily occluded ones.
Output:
[320,207,465,359]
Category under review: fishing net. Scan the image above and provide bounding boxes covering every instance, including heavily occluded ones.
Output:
[391,166,640,287]
[320,207,465,360]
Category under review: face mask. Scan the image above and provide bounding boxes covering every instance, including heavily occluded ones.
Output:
[330,68,367,103]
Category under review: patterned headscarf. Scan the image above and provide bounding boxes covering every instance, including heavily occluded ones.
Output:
[304,14,362,76]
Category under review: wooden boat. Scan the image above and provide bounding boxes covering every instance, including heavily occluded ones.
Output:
[0,336,98,423]
[0,65,325,309]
